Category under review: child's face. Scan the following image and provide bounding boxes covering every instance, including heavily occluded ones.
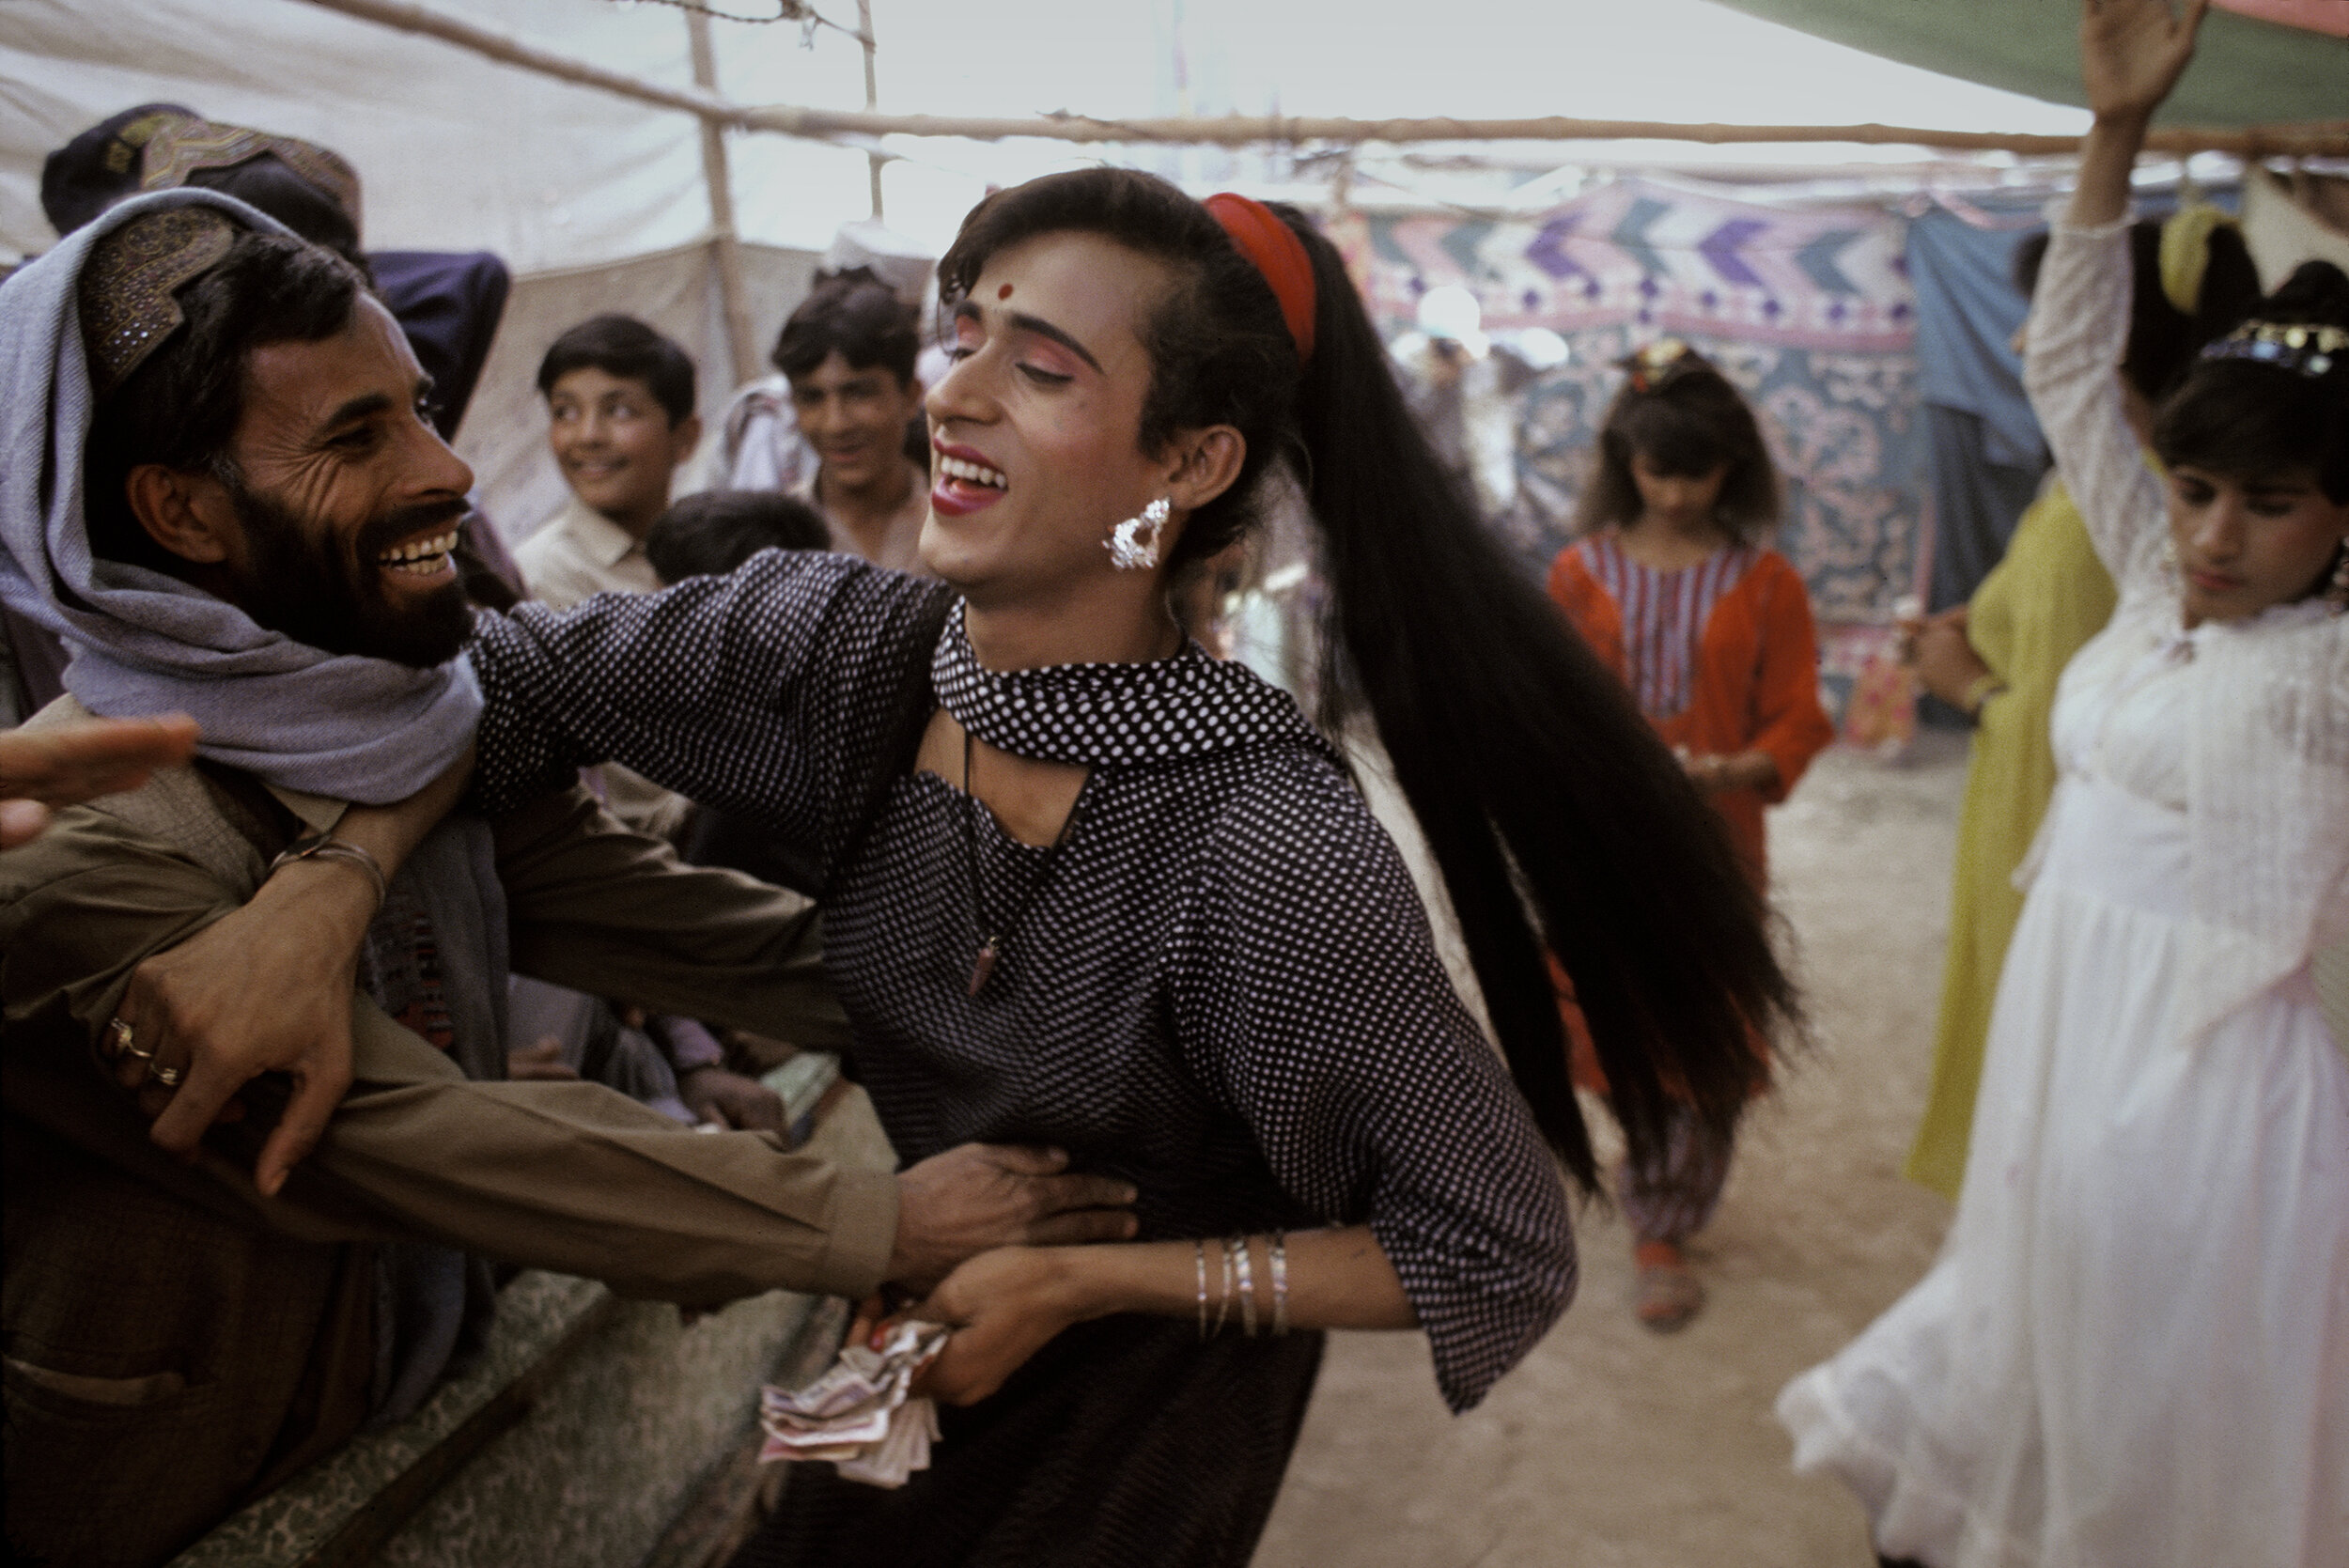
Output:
[546,367,701,532]
[2166,461,2349,627]
[1628,451,1729,533]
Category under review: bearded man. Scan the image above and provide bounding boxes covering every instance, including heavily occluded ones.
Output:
[0,191,1133,1568]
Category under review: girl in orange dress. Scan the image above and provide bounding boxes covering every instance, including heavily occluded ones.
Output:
[1548,341,1834,1329]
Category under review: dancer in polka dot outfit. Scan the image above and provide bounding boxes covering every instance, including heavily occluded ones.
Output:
[468,169,1796,1568]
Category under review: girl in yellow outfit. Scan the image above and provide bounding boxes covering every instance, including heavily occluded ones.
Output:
[1904,211,2258,1199]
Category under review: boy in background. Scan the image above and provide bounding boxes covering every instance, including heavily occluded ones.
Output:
[509,324,779,1129]
[516,315,704,610]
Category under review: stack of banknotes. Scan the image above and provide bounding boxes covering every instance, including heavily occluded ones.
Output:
[758,1319,950,1488]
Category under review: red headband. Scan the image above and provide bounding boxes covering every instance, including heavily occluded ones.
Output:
[1204,193,1316,365]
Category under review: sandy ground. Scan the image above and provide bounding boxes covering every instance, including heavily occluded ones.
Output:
[1252,736,1969,1568]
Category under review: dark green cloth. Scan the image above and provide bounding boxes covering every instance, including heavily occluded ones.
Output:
[1712,0,2345,127]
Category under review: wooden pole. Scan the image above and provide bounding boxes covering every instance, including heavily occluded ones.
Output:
[290,0,2349,160]
[729,107,2349,160]
[686,7,760,388]
[857,0,884,218]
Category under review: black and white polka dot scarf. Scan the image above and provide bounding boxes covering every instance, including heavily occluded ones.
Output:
[931,602,1319,766]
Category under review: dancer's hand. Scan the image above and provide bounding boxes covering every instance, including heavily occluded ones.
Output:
[886,1145,1137,1292]
[2079,0,2208,126]
[1910,608,1997,712]
[911,1246,1083,1405]
[0,714,199,847]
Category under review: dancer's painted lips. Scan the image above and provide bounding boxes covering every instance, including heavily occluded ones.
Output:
[932,440,1008,516]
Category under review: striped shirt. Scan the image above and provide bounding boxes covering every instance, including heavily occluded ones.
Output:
[1583,536,1755,720]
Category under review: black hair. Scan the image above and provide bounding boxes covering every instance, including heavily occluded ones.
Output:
[185,155,366,275]
[40,104,195,236]
[2153,259,2349,505]
[83,223,366,572]
[938,168,1793,1190]
[646,489,832,583]
[1575,353,1781,542]
[2015,218,2262,404]
[536,314,696,427]
[771,274,921,386]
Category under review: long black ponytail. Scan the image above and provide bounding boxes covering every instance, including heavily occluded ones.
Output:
[940,169,1796,1188]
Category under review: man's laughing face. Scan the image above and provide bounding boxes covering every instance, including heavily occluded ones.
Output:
[208,296,477,667]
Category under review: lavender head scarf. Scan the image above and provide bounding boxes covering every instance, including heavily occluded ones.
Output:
[0,187,479,803]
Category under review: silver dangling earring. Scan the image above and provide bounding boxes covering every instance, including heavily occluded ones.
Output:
[1106,498,1173,571]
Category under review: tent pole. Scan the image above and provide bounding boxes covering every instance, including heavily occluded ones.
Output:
[858,0,884,219]
[687,6,760,389]
[288,0,2349,159]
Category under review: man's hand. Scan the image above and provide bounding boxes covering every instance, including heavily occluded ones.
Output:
[677,1064,786,1132]
[110,854,376,1196]
[0,714,199,848]
[886,1144,1138,1293]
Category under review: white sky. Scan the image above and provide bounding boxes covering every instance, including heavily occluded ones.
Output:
[2,0,2092,266]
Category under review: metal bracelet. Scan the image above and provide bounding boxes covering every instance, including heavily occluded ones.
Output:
[1210,1235,1236,1339]
[268,832,388,910]
[1270,1230,1288,1337]
[1194,1239,1209,1343]
[1233,1234,1257,1339]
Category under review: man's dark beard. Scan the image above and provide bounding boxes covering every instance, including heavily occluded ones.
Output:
[224,476,473,669]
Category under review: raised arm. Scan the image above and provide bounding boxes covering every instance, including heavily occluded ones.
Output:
[467,551,943,847]
[2025,0,2209,598]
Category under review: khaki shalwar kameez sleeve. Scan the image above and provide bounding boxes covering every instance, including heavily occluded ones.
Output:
[0,791,895,1306]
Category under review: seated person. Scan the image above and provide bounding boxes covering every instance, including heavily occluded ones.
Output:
[768,273,935,574]
[514,314,703,611]
[0,191,1134,1568]
[646,490,834,895]
[644,488,831,583]
[512,332,786,1111]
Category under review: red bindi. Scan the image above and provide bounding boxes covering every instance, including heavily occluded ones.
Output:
[997,284,1014,301]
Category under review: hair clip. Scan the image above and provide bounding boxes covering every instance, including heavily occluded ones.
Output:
[2199,320,2347,380]
[1623,337,1699,394]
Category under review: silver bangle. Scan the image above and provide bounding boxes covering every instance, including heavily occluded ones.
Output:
[1194,1240,1209,1343]
[268,832,388,910]
[1270,1231,1288,1337]
[1233,1234,1257,1339]
[1210,1235,1236,1339]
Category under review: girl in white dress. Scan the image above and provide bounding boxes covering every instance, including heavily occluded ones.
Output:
[1777,5,2349,1565]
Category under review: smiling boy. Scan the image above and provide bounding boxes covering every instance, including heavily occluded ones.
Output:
[515,315,703,611]
[775,273,934,575]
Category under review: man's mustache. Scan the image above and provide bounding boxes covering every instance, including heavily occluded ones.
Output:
[355,498,473,564]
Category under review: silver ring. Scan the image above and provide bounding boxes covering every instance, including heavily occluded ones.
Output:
[148,1062,183,1089]
[104,1017,155,1064]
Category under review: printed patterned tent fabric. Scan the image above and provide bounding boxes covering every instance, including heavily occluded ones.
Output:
[1332,179,1922,623]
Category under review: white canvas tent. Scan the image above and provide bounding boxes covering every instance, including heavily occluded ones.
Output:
[0,0,2321,535]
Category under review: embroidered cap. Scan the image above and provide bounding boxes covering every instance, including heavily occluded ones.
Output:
[138,116,363,236]
[77,205,240,400]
